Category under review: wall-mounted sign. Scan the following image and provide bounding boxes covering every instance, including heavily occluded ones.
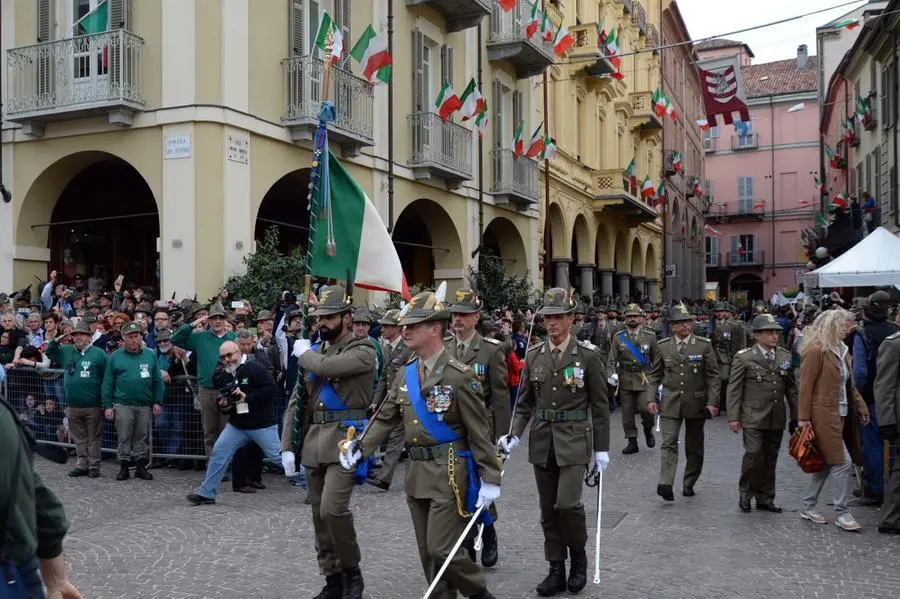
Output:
[226,133,249,165]
[164,135,191,160]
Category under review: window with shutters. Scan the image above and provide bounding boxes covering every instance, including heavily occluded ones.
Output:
[576,98,583,160]
[874,148,881,203]
[705,236,718,266]
[730,234,755,264]
[440,45,454,118]
[856,163,863,199]
[882,63,894,128]
[737,176,753,213]
[37,0,54,41]
[70,0,111,80]
[704,178,712,200]
[289,0,338,56]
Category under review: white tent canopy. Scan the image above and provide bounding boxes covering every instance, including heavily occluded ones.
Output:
[806,227,900,287]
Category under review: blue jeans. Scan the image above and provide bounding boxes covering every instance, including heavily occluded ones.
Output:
[152,404,183,455]
[7,555,44,599]
[197,423,281,499]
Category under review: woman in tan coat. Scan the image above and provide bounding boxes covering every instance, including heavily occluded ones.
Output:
[797,308,870,531]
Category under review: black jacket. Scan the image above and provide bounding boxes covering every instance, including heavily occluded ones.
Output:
[212,359,278,430]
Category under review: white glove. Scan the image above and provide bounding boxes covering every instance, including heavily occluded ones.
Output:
[657,385,663,400]
[476,481,501,508]
[595,451,610,472]
[292,339,311,357]
[339,441,362,471]
[497,434,519,454]
[280,450,297,477]
[607,374,619,386]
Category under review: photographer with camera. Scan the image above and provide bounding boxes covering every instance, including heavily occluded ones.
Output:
[186,341,283,505]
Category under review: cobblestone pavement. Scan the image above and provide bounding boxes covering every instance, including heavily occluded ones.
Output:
[37,413,899,599]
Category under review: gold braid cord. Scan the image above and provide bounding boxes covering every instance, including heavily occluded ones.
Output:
[447,444,472,518]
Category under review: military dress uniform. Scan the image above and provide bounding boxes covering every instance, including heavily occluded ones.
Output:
[607,304,657,453]
[648,304,720,501]
[872,331,900,534]
[353,289,501,599]
[507,288,609,597]
[368,309,412,490]
[726,315,797,513]
[710,302,749,410]
[280,285,375,599]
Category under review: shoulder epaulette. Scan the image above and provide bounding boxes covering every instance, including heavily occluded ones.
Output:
[527,343,542,353]
[448,358,471,372]
[659,337,672,344]
[887,331,900,341]
[483,337,501,345]
[578,339,598,351]
[736,348,751,355]
[695,336,710,343]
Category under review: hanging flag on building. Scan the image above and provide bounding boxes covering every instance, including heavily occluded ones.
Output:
[831,192,849,210]
[350,25,392,84]
[526,2,541,38]
[691,177,703,198]
[695,55,750,126]
[72,0,109,67]
[459,79,486,121]
[497,0,517,12]
[696,118,710,130]
[814,174,826,194]
[824,144,840,169]
[641,176,655,199]
[435,82,462,121]
[753,199,765,210]
[604,28,621,69]
[832,18,860,30]
[541,137,557,160]
[654,179,667,209]
[671,152,682,173]
[704,223,722,236]
[596,18,607,47]
[625,159,637,190]
[475,99,490,138]
[513,120,525,157]
[652,89,668,117]
[315,11,343,65]
[553,23,574,56]
[666,98,677,121]
[525,124,545,158]
[540,12,555,42]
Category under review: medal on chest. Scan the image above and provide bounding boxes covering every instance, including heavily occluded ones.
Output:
[562,364,585,392]
[472,363,486,379]
[426,385,454,420]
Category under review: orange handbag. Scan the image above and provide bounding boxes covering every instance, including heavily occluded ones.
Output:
[789,426,824,474]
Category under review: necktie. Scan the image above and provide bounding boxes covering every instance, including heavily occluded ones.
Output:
[457,343,465,358]
[677,342,684,354]
[552,348,560,368]
[418,361,426,386]
[766,351,774,368]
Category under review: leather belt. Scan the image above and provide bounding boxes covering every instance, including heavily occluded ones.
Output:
[536,409,588,422]
[311,409,367,424]
[406,440,469,461]
[623,365,645,373]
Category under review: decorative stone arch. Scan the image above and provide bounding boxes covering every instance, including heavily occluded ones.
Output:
[572,213,593,266]
[254,168,312,253]
[483,216,528,276]
[614,229,632,272]
[630,237,645,276]
[392,198,464,288]
[594,221,615,269]
[546,202,569,259]
[645,242,659,281]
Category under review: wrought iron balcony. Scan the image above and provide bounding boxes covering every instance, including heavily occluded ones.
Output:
[491,149,539,207]
[705,200,766,222]
[569,23,616,77]
[487,0,555,79]
[406,0,491,32]
[632,1,647,35]
[629,91,663,131]
[408,112,474,188]
[283,54,374,157]
[593,167,658,222]
[5,30,145,137]
[862,95,878,131]
[731,132,758,150]
[727,250,765,268]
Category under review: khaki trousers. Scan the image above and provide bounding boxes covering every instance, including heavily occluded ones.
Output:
[738,428,783,503]
[199,387,229,458]
[407,495,485,599]
[533,459,587,562]
[881,441,900,529]
[307,463,361,575]
[114,404,152,462]
[376,423,406,485]
[659,416,706,489]
[620,389,653,438]
[67,406,103,470]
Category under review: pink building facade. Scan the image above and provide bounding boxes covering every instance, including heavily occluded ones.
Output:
[698,41,819,303]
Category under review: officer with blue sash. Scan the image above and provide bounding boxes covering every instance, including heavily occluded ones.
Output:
[606,303,658,455]
[289,284,375,599]
[340,286,502,599]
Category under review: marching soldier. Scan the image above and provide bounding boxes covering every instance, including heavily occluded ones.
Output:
[726,314,797,513]
[283,285,375,599]
[644,304,663,340]
[692,308,711,337]
[499,288,609,597]
[711,302,748,412]
[340,286,501,599]
[648,303,720,502]
[367,309,411,492]
[606,305,624,334]
[447,286,509,568]
[571,303,588,340]
[589,305,611,361]
[607,304,657,454]
[874,330,900,535]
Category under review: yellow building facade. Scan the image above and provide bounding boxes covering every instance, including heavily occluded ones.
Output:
[538,0,663,302]
[1,0,553,300]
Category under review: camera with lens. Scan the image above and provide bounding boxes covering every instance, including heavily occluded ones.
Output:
[211,368,249,414]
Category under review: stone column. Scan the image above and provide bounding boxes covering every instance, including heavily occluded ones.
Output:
[631,276,646,301]
[579,265,595,299]
[647,279,659,303]
[553,259,570,288]
[598,269,615,298]
[617,273,631,299]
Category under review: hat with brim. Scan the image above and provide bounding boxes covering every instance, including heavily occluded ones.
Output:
[449,288,483,314]
[71,320,91,335]
[713,302,730,312]
[537,288,576,316]
[207,302,227,319]
[751,313,783,332]
[254,309,274,322]
[668,303,695,322]
[379,309,402,326]
[351,307,373,324]
[155,328,173,342]
[122,321,143,335]
[624,303,643,317]
[310,285,353,317]
[399,290,451,325]
[0,293,8,304]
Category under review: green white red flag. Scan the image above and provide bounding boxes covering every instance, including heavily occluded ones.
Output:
[526,2,541,38]
[540,137,557,160]
[350,25,392,84]
[525,124,545,158]
[315,11,343,65]
[640,176,655,199]
[475,99,490,138]
[513,120,525,156]
[625,158,637,190]
[654,179,667,208]
[435,82,462,121]
[497,0,517,12]
[553,23,574,56]
[540,12,554,42]
[459,79,486,121]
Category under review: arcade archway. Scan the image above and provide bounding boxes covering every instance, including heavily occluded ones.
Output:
[255,169,312,254]
[392,199,463,288]
[483,217,528,276]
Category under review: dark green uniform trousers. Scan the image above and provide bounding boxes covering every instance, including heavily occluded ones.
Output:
[880,441,900,529]
[739,428,783,503]
[620,389,653,438]
[659,417,706,489]
[307,463,360,575]
[533,460,587,562]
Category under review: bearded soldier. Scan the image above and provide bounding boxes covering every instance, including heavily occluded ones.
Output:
[447,286,509,568]
[606,303,657,454]
[648,303,720,502]
[727,314,797,514]
[499,288,609,597]
[711,302,748,412]
[282,285,375,599]
[340,286,501,599]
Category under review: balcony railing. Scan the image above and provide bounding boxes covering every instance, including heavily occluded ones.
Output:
[630,91,663,130]
[705,201,765,221]
[408,112,474,186]
[706,253,720,267]
[632,1,647,35]
[731,132,758,150]
[593,167,658,221]
[570,23,616,76]
[487,0,555,78]
[491,149,539,206]
[406,0,491,32]
[5,30,144,136]
[664,149,682,176]
[727,250,765,267]
[283,54,374,155]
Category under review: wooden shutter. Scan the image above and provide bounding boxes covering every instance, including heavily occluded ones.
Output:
[512,89,523,133]
[109,0,132,30]
[493,79,502,148]
[412,29,425,113]
[108,0,132,90]
[37,0,53,41]
[290,0,304,56]
[336,0,351,68]
[37,0,54,100]
[440,45,454,88]
[704,178,711,199]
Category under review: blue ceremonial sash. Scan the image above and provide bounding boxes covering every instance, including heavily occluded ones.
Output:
[309,343,371,484]
[405,361,493,524]
[618,331,648,368]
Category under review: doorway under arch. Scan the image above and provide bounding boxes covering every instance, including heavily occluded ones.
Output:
[483,217,528,276]
[729,273,764,304]
[392,199,463,288]
[255,169,312,254]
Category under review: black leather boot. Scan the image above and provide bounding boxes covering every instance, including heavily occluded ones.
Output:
[644,424,656,448]
[133,458,154,480]
[480,523,499,568]
[536,561,567,597]
[469,588,496,599]
[622,438,639,454]
[462,536,476,562]
[341,566,364,599]
[567,549,588,593]
[115,460,130,481]
[311,574,342,599]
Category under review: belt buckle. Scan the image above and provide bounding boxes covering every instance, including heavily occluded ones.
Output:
[545,409,557,421]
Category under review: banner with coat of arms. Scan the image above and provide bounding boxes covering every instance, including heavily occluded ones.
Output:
[695,55,750,127]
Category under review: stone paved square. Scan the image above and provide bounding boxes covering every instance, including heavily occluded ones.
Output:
[37,413,899,599]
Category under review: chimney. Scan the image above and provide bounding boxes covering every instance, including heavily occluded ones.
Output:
[797,44,809,71]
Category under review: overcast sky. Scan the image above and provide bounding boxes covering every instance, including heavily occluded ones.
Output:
[677,0,871,63]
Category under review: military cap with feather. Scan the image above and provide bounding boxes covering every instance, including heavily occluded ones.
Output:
[538,287,577,315]
[399,282,451,325]
[449,275,483,314]
[624,303,643,317]
[310,285,353,316]
[351,306,374,323]
[668,302,695,322]
[378,309,402,326]
[751,313,783,332]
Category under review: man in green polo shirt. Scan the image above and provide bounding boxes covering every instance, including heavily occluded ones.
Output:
[45,320,108,478]
[171,301,236,457]
[103,321,163,481]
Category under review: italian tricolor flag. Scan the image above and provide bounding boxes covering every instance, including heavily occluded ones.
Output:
[833,18,860,30]
[671,151,682,173]
[459,79,485,121]
[525,124,545,158]
[553,23,574,57]
[640,176,655,199]
[350,25,392,84]
[832,192,849,210]
[696,118,710,130]
[596,18,607,47]
[652,89,668,117]
[311,151,409,298]
[526,2,541,38]
[474,99,489,138]
[315,12,343,65]
[540,137,557,160]
[654,179,667,208]
[435,82,462,121]
[497,0,517,12]
[513,120,525,157]
[625,158,637,190]
[605,28,621,69]
[74,0,109,67]
[540,12,554,42]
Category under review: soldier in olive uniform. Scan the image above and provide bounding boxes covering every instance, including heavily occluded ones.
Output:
[367,309,412,492]
[711,302,749,412]
[589,305,611,361]
[447,286,509,569]
[726,314,798,513]
[341,287,501,599]
[648,303,720,501]
[499,288,610,597]
[874,330,900,534]
[606,305,624,335]
[571,303,587,340]
[692,308,711,337]
[644,304,663,340]
[607,304,657,454]
[282,285,375,599]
